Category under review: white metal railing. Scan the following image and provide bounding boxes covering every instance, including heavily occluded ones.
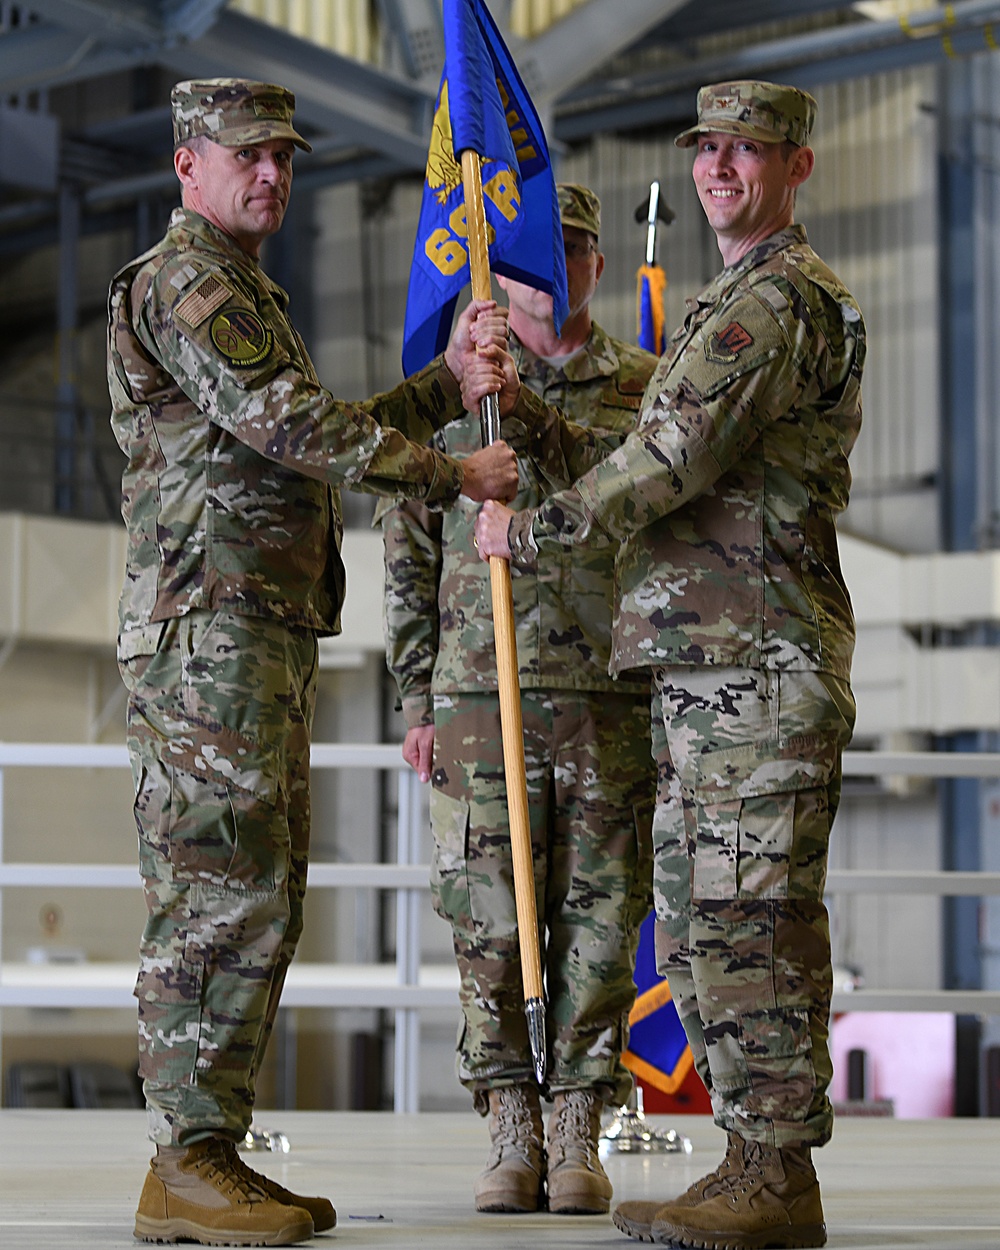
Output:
[3,744,1000,1111]
[0,741,445,1113]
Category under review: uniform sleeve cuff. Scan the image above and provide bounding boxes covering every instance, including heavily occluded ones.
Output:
[401,696,434,730]
[507,508,539,569]
[423,453,466,507]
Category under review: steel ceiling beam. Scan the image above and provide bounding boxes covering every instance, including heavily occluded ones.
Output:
[20,0,227,44]
[5,1,1000,236]
[377,0,444,83]
[0,24,150,95]
[0,2,871,178]
[154,9,435,171]
[3,5,432,171]
[0,0,227,95]
[511,0,692,106]
[657,0,854,42]
[554,0,1000,139]
[15,0,169,44]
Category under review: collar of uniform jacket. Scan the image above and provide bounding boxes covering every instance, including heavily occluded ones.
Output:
[510,320,622,385]
[164,206,291,310]
[698,223,807,308]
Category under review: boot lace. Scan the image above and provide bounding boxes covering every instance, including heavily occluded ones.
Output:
[189,1139,270,1205]
[488,1087,541,1167]
[549,1090,601,1168]
[685,1132,744,1202]
[718,1139,771,1203]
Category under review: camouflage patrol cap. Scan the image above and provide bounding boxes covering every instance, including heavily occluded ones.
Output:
[674,80,816,149]
[171,79,313,153]
[557,183,601,238]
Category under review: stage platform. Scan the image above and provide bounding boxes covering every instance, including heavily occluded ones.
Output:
[1,1109,997,1249]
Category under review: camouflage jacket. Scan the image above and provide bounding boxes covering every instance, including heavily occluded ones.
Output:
[108,208,469,637]
[507,226,866,680]
[381,323,657,728]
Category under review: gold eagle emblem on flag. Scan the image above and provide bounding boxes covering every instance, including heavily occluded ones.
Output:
[425,81,463,205]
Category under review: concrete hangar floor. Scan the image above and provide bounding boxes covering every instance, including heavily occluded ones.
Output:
[1,1109,997,1249]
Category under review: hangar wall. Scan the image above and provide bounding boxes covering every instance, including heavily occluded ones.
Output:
[2,52,998,1108]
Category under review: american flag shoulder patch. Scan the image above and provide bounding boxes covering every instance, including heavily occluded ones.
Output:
[174,273,233,328]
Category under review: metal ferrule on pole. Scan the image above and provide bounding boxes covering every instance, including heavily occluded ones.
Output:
[524,998,546,1086]
[480,391,501,447]
[645,179,660,266]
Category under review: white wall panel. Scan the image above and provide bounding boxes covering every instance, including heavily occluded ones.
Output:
[808,72,940,552]
[829,791,943,993]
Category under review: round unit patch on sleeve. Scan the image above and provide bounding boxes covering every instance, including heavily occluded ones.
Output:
[210,308,274,367]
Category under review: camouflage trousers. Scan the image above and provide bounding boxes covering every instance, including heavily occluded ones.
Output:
[117,610,318,1147]
[650,666,855,1149]
[429,688,655,1110]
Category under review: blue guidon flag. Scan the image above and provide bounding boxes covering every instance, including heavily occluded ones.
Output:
[627,241,692,1099]
[636,261,667,357]
[402,0,568,375]
[622,913,694,1096]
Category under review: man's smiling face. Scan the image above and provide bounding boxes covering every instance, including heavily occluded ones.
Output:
[692,131,812,266]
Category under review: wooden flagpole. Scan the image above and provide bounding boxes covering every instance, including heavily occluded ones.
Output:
[459,148,546,1084]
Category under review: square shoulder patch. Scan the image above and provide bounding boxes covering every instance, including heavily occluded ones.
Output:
[701,295,783,369]
[705,319,755,365]
[683,294,785,399]
[174,272,233,329]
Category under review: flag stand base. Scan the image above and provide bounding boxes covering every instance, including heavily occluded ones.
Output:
[599,1086,693,1156]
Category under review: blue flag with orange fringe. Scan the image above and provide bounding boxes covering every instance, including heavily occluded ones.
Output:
[637,261,667,356]
[622,912,694,1096]
[402,0,568,375]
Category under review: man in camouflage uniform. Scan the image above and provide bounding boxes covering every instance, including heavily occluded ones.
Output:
[108,78,517,1247]
[380,185,657,1216]
[474,84,865,1249]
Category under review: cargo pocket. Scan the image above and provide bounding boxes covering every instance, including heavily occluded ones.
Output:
[707,1003,815,1113]
[429,786,473,929]
[166,760,286,893]
[686,735,837,902]
[740,1005,816,1120]
[128,709,287,895]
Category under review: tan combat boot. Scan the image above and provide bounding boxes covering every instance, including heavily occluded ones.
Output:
[650,1139,826,1248]
[613,1131,746,1240]
[235,1152,337,1232]
[546,1088,614,1215]
[474,1085,545,1213]
[134,1137,314,1246]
